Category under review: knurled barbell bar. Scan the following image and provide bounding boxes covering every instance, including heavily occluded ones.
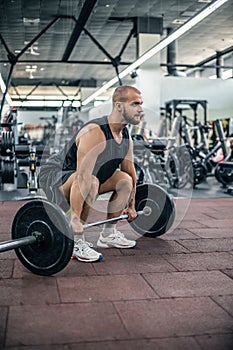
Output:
[0,183,175,276]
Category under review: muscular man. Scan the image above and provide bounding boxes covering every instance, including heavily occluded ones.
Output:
[39,85,144,262]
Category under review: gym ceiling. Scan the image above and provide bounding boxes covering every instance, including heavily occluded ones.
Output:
[0,0,232,110]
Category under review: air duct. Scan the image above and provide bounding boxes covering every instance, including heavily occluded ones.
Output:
[166,28,186,77]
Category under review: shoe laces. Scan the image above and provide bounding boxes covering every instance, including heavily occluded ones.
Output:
[111,230,125,239]
[74,239,94,253]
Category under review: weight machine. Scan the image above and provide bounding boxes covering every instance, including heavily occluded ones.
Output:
[164,99,208,147]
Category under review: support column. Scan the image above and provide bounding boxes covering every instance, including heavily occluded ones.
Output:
[216,51,224,78]
[135,33,161,136]
[132,16,163,136]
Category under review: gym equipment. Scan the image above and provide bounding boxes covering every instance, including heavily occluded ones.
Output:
[6,200,74,276]
[0,183,175,276]
[0,108,46,192]
[131,183,175,237]
[0,133,44,192]
[214,142,233,187]
[0,130,14,156]
[215,161,233,187]
[164,99,208,144]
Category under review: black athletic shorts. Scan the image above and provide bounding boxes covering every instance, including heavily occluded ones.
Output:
[38,165,74,212]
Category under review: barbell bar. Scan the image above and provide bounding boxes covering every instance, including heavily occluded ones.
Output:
[83,207,151,230]
[0,208,149,253]
[0,235,38,253]
[0,183,175,276]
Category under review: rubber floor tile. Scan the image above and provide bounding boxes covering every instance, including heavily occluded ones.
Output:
[120,238,189,255]
[6,303,128,346]
[176,220,209,229]
[198,219,233,228]
[163,252,233,271]
[0,307,8,347]
[57,274,157,302]
[163,228,199,240]
[222,269,233,280]
[92,255,175,275]
[188,227,233,239]
[67,336,202,350]
[212,295,233,317]
[177,238,233,253]
[0,249,15,259]
[0,278,59,305]
[0,259,14,278]
[195,334,233,350]
[143,270,233,297]
[114,297,233,338]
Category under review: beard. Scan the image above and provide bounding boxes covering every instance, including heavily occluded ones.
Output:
[122,106,141,125]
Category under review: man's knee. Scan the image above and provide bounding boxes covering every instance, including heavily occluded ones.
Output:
[116,173,133,193]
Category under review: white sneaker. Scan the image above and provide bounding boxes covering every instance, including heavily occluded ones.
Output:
[72,239,103,262]
[97,229,137,249]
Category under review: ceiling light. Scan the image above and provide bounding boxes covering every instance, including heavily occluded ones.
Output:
[82,0,229,106]
[172,19,188,24]
[72,101,81,108]
[13,100,63,108]
[23,18,40,26]
[26,95,67,101]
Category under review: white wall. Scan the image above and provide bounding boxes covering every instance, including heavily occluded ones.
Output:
[17,110,55,125]
[161,76,233,111]
[160,76,233,135]
[89,102,112,120]
[88,76,233,135]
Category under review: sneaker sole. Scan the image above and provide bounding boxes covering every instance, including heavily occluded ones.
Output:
[71,254,103,263]
[97,241,137,249]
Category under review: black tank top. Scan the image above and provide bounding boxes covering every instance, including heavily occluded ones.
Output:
[61,116,130,184]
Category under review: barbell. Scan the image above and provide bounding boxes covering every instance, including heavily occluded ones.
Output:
[0,183,175,276]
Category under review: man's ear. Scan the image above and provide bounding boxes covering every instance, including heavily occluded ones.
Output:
[115,101,122,112]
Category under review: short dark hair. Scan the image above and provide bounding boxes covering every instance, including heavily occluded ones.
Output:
[112,85,141,103]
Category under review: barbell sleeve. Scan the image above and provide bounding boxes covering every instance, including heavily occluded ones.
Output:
[0,235,37,253]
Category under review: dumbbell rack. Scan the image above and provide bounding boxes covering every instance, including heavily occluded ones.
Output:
[0,122,44,193]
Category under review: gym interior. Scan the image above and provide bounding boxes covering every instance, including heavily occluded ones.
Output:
[0,0,233,349]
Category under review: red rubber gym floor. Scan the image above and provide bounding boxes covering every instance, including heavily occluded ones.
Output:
[0,194,233,349]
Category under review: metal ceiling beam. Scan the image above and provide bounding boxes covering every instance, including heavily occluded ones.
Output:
[10,78,97,87]
[194,45,233,67]
[0,16,62,118]
[62,0,98,62]
[161,63,233,69]
[0,60,132,65]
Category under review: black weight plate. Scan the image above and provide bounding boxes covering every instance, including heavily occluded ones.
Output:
[2,160,15,183]
[11,199,74,276]
[1,131,14,156]
[130,184,175,237]
[215,164,233,186]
